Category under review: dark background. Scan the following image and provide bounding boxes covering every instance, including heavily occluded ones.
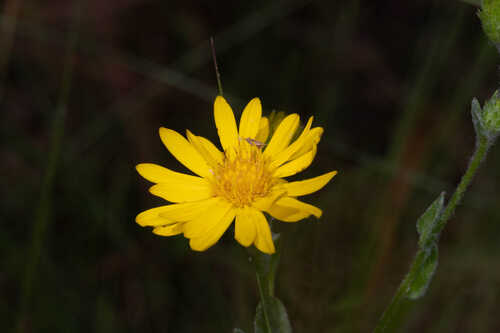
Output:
[2,0,500,332]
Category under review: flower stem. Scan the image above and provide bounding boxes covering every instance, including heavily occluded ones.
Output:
[251,232,282,333]
[373,135,491,332]
[256,270,273,333]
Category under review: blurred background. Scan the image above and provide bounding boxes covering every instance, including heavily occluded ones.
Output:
[2,0,500,332]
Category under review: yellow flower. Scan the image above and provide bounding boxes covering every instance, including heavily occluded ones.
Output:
[136,96,337,254]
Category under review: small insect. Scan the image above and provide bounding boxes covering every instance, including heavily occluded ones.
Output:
[240,137,266,148]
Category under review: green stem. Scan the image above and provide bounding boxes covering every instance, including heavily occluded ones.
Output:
[256,270,273,333]
[251,232,281,333]
[433,135,490,235]
[373,135,491,333]
[373,249,427,333]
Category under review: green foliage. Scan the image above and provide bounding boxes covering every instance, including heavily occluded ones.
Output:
[480,0,500,44]
[254,297,292,333]
[406,192,444,300]
[251,232,292,333]
[471,91,500,143]
[252,232,282,297]
[404,192,445,300]
[481,91,500,133]
[405,245,438,300]
[375,93,496,331]
[472,97,485,136]
[416,192,445,249]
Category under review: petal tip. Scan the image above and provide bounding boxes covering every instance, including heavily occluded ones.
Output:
[251,97,262,106]
[328,170,338,179]
[189,238,209,252]
[235,237,252,248]
[256,243,275,254]
[158,127,171,141]
[135,212,148,226]
[135,163,145,173]
[214,95,228,106]
[148,185,160,196]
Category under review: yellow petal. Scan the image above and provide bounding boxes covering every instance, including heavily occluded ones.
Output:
[149,177,213,203]
[239,98,262,139]
[289,127,323,160]
[186,130,220,170]
[136,163,202,184]
[183,199,232,239]
[273,146,317,178]
[189,208,236,251]
[253,210,275,254]
[264,114,300,158]
[136,206,177,226]
[266,203,309,222]
[159,127,211,178]
[234,207,257,247]
[282,171,337,197]
[197,135,224,165]
[158,197,219,222]
[153,223,183,236]
[255,117,270,143]
[269,116,313,169]
[214,96,239,154]
[276,197,322,218]
[252,188,286,211]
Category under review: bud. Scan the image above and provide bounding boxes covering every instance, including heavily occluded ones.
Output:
[479,0,500,45]
[471,90,500,141]
[268,110,306,142]
[268,110,287,136]
[482,90,500,131]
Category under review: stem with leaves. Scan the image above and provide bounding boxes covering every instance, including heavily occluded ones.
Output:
[247,232,292,333]
[373,97,496,332]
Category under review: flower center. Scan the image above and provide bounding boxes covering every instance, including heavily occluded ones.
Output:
[213,141,274,207]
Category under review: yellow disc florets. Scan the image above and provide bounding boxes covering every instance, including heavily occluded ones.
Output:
[213,140,274,207]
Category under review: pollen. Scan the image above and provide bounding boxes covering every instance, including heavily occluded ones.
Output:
[213,140,274,207]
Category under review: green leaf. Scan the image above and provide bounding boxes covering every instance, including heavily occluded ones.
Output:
[480,0,500,44]
[416,192,445,248]
[471,98,483,135]
[254,297,292,333]
[406,245,438,300]
[234,329,246,333]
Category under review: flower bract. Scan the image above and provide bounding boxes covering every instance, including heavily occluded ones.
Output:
[136,96,337,254]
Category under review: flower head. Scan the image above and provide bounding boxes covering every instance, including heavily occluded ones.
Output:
[472,90,500,141]
[136,96,337,254]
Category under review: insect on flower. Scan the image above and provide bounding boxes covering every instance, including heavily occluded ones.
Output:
[240,137,267,148]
